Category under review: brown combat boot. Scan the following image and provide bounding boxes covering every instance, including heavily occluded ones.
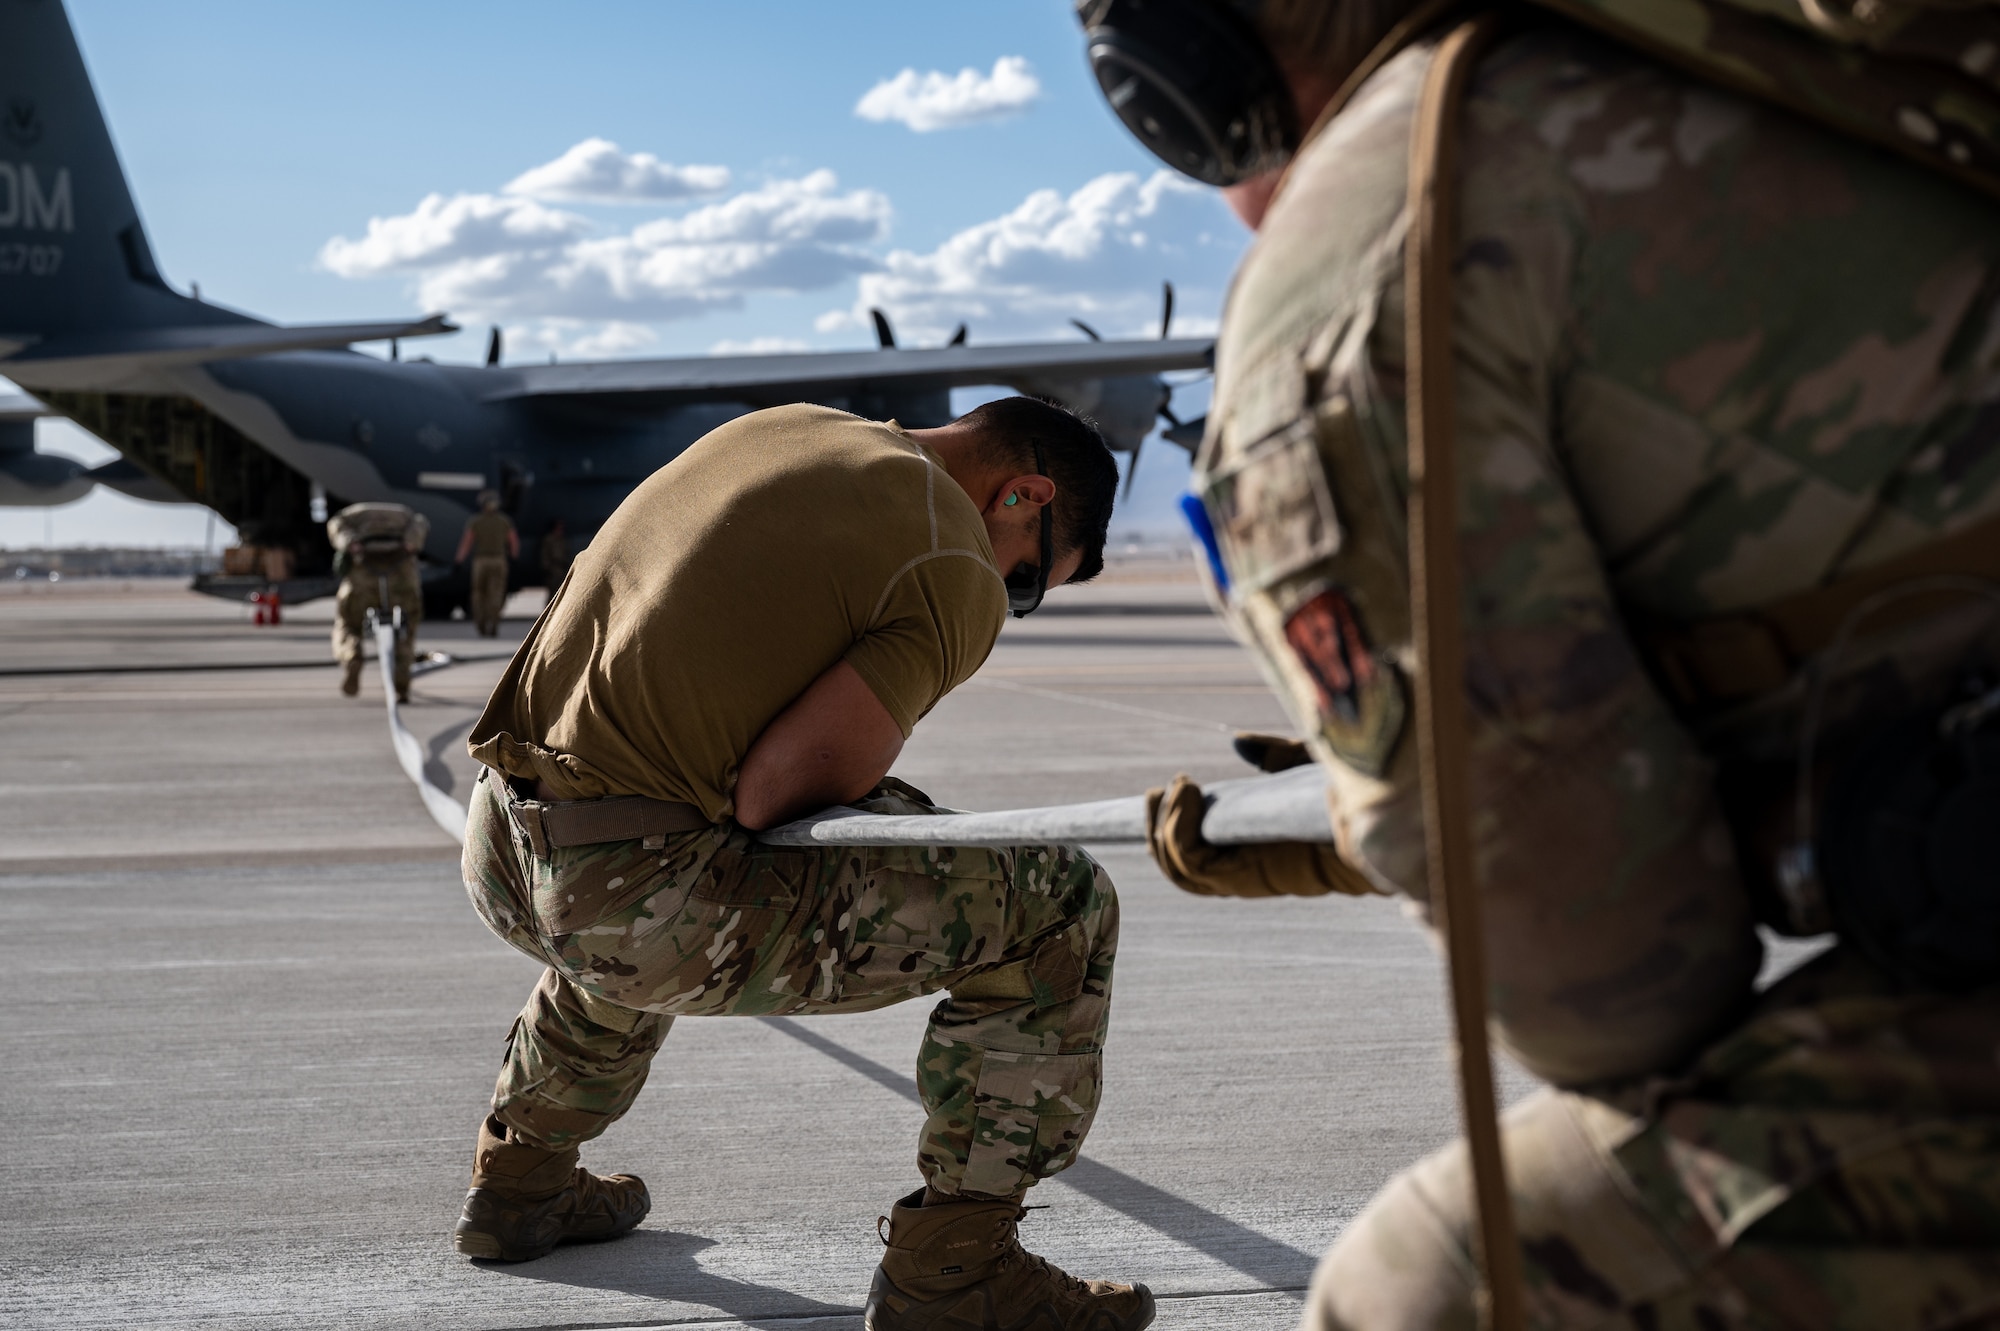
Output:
[865,1188,1155,1331]
[451,1115,649,1263]
[340,659,362,696]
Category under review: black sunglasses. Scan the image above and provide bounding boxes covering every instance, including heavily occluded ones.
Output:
[1003,442,1053,619]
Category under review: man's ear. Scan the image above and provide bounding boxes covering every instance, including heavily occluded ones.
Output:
[989,473,1056,515]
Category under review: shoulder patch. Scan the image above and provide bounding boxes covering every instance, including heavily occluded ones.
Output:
[1283,587,1406,778]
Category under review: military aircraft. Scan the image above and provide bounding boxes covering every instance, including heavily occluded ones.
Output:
[0,0,1211,612]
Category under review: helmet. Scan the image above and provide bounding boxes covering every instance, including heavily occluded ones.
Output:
[1075,0,1296,187]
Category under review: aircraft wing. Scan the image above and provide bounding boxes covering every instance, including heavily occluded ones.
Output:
[0,315,456,389]
[484,337,1213,405]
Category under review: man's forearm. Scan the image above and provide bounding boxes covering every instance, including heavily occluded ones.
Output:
[733,660,904,830]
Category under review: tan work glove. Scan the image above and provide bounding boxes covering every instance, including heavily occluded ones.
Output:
[1230,731,1314,773]
[1144,774,1381,899]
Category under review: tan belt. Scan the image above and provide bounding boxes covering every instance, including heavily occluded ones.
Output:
[1644,510,2000,710]
[500,775,711,857]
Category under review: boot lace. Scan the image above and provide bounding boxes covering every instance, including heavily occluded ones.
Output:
[996,1206,1091,1296]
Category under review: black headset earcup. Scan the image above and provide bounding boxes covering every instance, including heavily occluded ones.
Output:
[1078,0,1297,187]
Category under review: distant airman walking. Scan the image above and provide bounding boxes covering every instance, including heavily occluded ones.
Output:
[456,491,518,638]
[327,501,427,702]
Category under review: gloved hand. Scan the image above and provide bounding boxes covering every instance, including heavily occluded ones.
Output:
[1143,773,1381,898]
[1230,731,1315,773]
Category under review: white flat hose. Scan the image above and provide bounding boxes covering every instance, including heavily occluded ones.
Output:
[374,618,469,846]
[759,763,1334,849]
[365,616,1328,852]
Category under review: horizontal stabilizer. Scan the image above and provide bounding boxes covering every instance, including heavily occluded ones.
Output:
[0,390,55,422]
[0,315,457,385]
[487,337,1213,404]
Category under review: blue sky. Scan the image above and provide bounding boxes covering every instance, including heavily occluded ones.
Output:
[2,0,1250,549]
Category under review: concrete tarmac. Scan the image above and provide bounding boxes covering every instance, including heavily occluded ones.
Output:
[0,564,1805,1330]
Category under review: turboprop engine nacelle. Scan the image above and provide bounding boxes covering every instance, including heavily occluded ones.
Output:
[0,393,90,507]
[1015,371,1169,455]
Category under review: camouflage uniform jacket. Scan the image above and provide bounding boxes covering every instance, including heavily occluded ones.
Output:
[1203,16,2000,890]
[1196,20,2000,1084]
[1532,0,2000,203]
[1197,18,2000,1315]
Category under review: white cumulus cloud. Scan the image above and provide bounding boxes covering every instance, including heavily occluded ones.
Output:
[710,336,812,355]
[321,169,891,330]
[318,193,588,278]
[854,56,1040,132]
[319,142,1244,362]
[823,170,1238,344]
[506,319,661,360]
[503,137,731,204]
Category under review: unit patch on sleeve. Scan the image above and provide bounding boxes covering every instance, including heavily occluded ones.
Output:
[1283,587,1406,778]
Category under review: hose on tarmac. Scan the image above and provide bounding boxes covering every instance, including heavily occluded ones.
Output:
[371,614,470,846]
[368,610,1334,852]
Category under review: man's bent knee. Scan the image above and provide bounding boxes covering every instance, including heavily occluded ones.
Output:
[493,968,670,1151]
[1305,1090,1690,1330]
[1304,1163,1479,1331]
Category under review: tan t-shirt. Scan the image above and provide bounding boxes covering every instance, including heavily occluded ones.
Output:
[466,510,513,560]
[468,404,1007,820]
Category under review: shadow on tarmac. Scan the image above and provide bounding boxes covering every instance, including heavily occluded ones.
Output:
[763,1016,1318,1293]
[482,1226,859,1325]
[423,717,475,795]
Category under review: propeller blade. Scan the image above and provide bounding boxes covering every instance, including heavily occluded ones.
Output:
[1160,281,1174,340]
[485,326,502,367]
[1070,318,1103,341]
[870,308,897,349]
[1122,437,1142,501]
[948,324,967,346]
[1162,414,1207,454]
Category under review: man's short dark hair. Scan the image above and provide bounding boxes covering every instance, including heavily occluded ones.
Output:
[958,395,1118,584]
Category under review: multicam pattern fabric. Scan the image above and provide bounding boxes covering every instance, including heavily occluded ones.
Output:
[1300,948,2000,1329]
[1196,18,2000,1327]
[1200,23,2000,1087]
[1533,0,2000,201]
[461,770,1117,1200]
[332,556,421,691]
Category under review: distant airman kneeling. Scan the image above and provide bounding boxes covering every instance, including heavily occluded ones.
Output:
[457,490,518,637]
[328,501,427,702]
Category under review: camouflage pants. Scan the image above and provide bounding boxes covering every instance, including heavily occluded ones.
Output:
[333,560,421,694]
[460,768,1119,1199]
[469,555,507,636]
[1303,947,2000,1330]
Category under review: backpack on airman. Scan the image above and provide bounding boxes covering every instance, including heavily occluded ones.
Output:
[327,502,430,569]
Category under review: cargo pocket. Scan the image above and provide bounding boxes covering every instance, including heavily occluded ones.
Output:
[951,920,1089,1012]
[1200,416,1342,597]
[535,836,690,938]
[958,1048,1101,1198]
[692,839,809,910]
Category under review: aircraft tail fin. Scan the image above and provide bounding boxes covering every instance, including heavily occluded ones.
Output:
[0,0,248,347]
